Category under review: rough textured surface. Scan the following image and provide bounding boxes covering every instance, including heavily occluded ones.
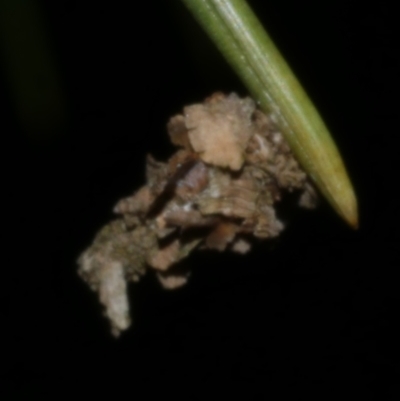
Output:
[77,92,318,336]
[185,93,255,170]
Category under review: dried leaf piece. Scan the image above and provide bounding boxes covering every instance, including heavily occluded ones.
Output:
[167,114,192,149]
[254,204,284,238]
[231,237,252,254]
[113,186,155,215]
[271,155,306,190]
[97,260,130,337]
[78,221,156,336]
[206,221,239,251]
[147,239,181,271]
[165,149,193,176]
[197,169,259,220]
[174,160,209,202]
[78,246,130,337]
[164,208,217,228]
[156,272,191,290]
[299,182,319,209]
[185,93,255,170]
[145,154,169,196]
[77,231,125,336]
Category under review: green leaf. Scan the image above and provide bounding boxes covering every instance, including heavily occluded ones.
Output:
[180,0,358,228]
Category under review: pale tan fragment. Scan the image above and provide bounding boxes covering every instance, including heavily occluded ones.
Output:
[78,250,131,337]
[156,272,190,290]
[299,182,319,209]
[197,178,258,219]
[113,186,155,215]
[231,238,252,254]
[254,205,284,238]
[206,221,238,251]
[147,239,181,271]
[184,94,255,170]
[167,114,192,149]
[164,208,217,228]
[198,197,257,219]
[272,155,306,190]
[245,133,272,165]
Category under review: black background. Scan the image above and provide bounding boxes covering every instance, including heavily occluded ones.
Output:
[2,0,399,397]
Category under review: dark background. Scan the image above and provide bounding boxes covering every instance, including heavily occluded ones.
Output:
[2,0,398,397]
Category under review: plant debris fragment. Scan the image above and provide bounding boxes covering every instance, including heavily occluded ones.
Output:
[77,92,318,336]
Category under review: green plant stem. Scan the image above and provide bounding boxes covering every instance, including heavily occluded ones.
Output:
[180,0,358,228]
